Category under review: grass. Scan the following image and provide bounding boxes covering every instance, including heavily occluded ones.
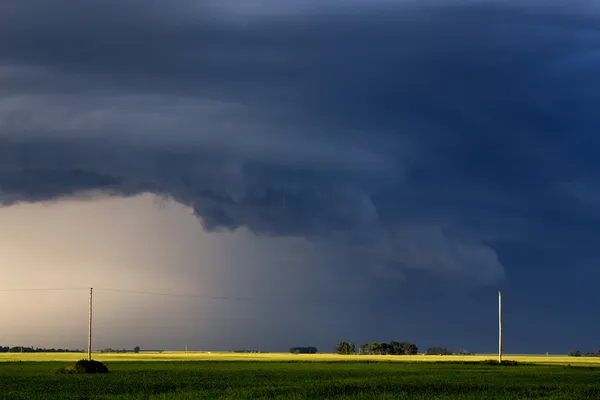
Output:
[1,353,599,399]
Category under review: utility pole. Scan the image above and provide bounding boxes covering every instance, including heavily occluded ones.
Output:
[498,291,502,364]
[88,288,93,361]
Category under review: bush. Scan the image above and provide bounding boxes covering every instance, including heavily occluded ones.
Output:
[57,359,109,374]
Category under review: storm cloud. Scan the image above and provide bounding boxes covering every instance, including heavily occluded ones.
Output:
[1,0,599,288]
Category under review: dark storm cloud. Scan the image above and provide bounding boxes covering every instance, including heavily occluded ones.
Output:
[1,0,599,285]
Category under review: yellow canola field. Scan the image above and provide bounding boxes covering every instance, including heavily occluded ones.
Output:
[1,352,599,366]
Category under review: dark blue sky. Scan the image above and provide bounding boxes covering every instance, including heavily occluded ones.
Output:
[0,0,599,353]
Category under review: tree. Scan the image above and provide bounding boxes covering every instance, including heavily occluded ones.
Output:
[382,342,394,355]
[348,342,356,354]
[369,342,388,355]
[335,342,356,355]
[569,350,582,357]
[389,341,403,355]
[356,341,418,356]
[358,343,371,355]
[133,346,140,354]
[401,342,419,355]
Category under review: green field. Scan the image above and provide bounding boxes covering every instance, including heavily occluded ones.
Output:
[2,353,599,399]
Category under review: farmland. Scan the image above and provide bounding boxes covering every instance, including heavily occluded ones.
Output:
[2,351,600,365]
[2,353,600,399]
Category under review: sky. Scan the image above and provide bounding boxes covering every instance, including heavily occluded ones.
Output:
[0,0,599,354]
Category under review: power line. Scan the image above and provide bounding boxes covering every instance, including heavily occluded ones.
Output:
[94,288,256,302]
[0,287,255,301]
[1,286,260,355]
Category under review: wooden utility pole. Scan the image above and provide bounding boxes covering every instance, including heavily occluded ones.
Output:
[88,288,93,361]
[498,291,502,364]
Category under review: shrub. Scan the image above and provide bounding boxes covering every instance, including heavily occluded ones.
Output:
[57,359,109,374]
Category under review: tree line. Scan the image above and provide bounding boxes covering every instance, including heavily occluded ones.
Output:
[0,345,141,353]
[425,346,453,355]
[0,346,82,353]
[335,341,419,355]
[289,347,318,354]
[569,349,600,357]
[98,346,140,354]
[335,342,463,355]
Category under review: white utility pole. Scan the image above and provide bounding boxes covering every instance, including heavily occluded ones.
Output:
[498,291,503,364]
[88,288,93,361]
